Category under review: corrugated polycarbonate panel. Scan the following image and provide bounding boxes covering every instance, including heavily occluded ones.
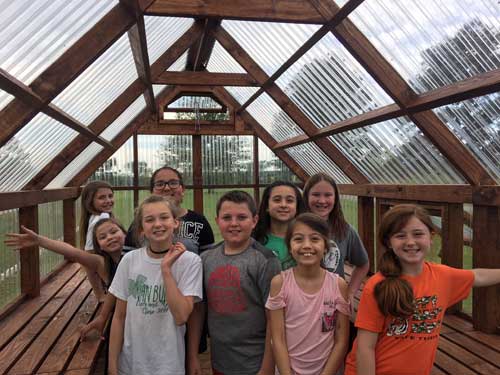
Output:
[38,201,64,277]
[225,86,259,105]
[167,51,188,71]
[0,0,117,86]
[348,0,500,94]
[91,139,134,186]
[247,92,305,142]
[0,208,20,309]
[329,117,466,184]
[169,96,221,109]
[276,33,393,129]
[0,113,78,192]
[138,135,193,185]
[207,41,246,73]
[258,139,299,184]
[286,142,352,184]
[202,136,253,185]
[101,95,146,141]
[222,21,320,76]
[153,85,168,97]
[145,16,193,64]
[46,143,103,189]
[0,90,14,111]
[52,33,138,125]
[434,93,500,183]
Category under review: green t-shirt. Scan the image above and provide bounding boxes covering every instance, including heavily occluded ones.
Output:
[264,234,296,270]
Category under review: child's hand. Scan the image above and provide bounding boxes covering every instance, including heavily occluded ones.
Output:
[161,242,186,271]
[80,316,106,342]
[4,226,41,249]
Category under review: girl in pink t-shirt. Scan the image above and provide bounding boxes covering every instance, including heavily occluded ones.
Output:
[266,213,350,375]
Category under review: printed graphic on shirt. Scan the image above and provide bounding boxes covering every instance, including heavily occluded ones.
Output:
[386,295,442,340]
[178,221,203,244]
[128,274,169,315]
[207,264,247,314]
[323,240,340,272]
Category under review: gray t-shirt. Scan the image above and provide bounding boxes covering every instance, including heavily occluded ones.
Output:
[201,239,281,374]
[323,224,368,278]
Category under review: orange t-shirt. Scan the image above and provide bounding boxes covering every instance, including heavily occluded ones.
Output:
[345,262,474,375]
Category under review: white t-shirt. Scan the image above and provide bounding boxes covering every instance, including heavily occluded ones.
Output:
[84,213,111,250]
[109,247,203,375]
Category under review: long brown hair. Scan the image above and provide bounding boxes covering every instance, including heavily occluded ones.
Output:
[303,173,348,241]
[374,204,436,318]
[79,181,113,248]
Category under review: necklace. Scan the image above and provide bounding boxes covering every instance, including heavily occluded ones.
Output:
[148,247,169,255]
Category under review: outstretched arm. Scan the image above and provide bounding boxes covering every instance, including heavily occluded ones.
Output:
[473,269,500,287]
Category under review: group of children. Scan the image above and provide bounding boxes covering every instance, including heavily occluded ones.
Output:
[4,168,500,375]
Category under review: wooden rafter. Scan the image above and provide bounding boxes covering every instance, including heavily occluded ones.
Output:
[212,25,369,184]
[145,0,326,24]
[187,19,221,71]
[154,71,259,86]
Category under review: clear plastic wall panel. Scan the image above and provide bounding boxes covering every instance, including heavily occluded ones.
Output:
[138,135,193,186]
[340,195,358,229]
[225,86,259,105]
[247,92,305,142]
[111,190,134,228]
[169,96,222,110]
[38,201,64,278]
[0,113,78,192]
[46,143,103,189]
[276,33,393,129]
[91,139,134,186]
[207,41,246,73]
[0,90,14,111]
[433,93,500,183]
[329,117,467,184]
[52,33,138,125]
[286,142,352,184]
[167,51,188,72]
[145,16,193,65]
[258,139,300,184]
[0,209,20,309]
[202,136,253,185]
[101,96,146,141]
[348,0,500,94]
[0,0,117,86]
[153,84,168,98]
[139,189,194,211]
[222,21,320,76]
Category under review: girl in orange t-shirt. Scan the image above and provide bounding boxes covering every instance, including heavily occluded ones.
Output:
[345,204,500,375]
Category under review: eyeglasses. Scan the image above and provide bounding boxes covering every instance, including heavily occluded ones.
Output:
[153,179,181,190]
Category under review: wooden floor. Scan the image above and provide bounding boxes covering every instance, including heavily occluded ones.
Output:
[0,263,499,374]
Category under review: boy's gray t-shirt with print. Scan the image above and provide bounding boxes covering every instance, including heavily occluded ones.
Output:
[201,239,281,375]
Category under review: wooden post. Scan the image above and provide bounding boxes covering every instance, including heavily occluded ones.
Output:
[472,205,500,333]
[63,199,76,248]
[193,135,204,214]
[358,196,375,274]
[441,203,464,313]
[19,205,40,298]
[253,135,260,206]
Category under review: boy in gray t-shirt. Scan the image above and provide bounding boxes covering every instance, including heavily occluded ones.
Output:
[188,191,281,375]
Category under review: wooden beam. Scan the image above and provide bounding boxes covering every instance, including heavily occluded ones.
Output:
[145,0,326,23]
[187,19,221,71]
[0,4,135,148]
[164,107,226,114]
[140,122,252,136]
[155,71,259,86]
[0,188,80,211]
[19,206,40,298]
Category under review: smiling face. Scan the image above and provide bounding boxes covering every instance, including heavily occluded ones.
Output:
[389,216,432,271]
[152,169,185,205]
[268,185,298,224]
[216,201,258,252]
[307,180,335,220]
[95,222,125,254]
[140,201,179,248]
[92,188,114,214]
[289,222,327,266]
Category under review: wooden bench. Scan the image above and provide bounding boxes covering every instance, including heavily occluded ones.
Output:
[345,264,500,375]
[0,262,106,374]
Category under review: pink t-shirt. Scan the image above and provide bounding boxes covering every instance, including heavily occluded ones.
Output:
[266,269,351,375]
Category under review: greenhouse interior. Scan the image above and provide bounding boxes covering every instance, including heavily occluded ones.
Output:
[0,0,499,374]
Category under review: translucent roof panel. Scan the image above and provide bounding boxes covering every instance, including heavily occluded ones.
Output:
[207,41,246,73]
[433,93,500,183]
[348,0,500,94]
[329,117,467,184]
[46,142,103,189]
[169,96,222,109]
[90,139,134,187]
[247,92,305,142]
[225,86,259,105]
[167,51,187,71]
[0,90,14,111]
[0,113,78,191]
[145,16,193,64]
[276,32,393,129]
[222,21,320,76]
[101,95,146,141]
[286,142,352,184]
[0,0,117,86]
[52,33,138,126]
[258,139,300,184]
[153,84,168,97]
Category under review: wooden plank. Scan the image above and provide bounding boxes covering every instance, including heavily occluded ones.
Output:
[19,206,40,298]
[357,196,375,274]
[155,71,259,86]
[0,188,80,211]
[187,19,221,71]
[139,123,253,135]
[433,350,477,375]
[65,321,109,373]
[0,269,86,373]
[146,0,326,23]
[444,315,500,351]
[443,331,500,368]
